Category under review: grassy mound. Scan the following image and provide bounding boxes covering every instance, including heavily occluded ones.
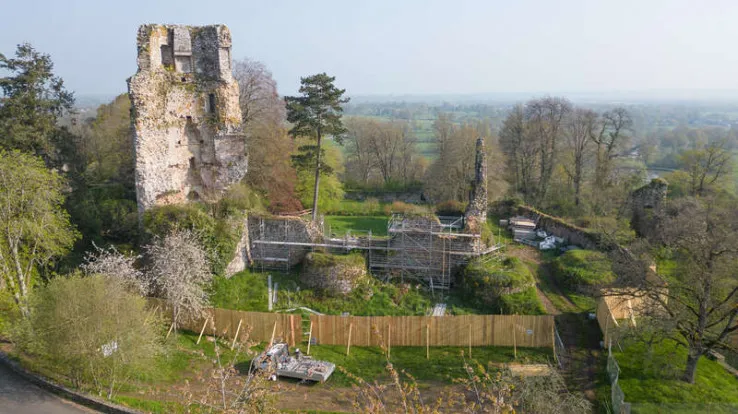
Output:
[462,257,544,314]
[210,269,432,316]
[551,250,615,292]
[301,252,368,296]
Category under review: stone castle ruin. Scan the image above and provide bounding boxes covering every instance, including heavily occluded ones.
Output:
[248,138,496,291]
[127,24,496,285]
[128,24,248,212]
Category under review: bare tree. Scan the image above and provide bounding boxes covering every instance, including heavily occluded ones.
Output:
[616,197,738,383]
[563,108,596,206]
[525,97,572,204]
[183,324,278,414]
[433,112,455,156]
[426,124,479,202]
[81,243,147,295]
[146,230,212,331]
[233,58,302,213]
[232,58,284,127]
[344,117,379,185]
[500,104,537,201]
[679,139,733,196]
[591,107,632,187]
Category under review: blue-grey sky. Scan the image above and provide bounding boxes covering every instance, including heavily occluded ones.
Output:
[3,0,738,99]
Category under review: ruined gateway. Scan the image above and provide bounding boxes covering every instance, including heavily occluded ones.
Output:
[128,24,248,213]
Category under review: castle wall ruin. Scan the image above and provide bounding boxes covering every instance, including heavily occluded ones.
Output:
[128,24,248,213]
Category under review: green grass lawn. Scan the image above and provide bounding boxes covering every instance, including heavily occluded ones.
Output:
[296,344,552,387]
[325,215,389,236]
[604,338,738,412]
[210,269,432,316]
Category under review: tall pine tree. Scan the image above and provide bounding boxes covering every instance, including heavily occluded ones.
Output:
[285,73,349,221]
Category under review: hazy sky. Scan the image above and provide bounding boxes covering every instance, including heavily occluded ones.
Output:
[3,0,738,99]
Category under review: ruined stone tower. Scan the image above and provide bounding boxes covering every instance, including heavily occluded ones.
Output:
[128,24,247,213]
[464,137,488,229]
[628,178,668,240]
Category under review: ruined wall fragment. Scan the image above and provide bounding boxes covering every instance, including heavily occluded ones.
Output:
[464,137,488,230]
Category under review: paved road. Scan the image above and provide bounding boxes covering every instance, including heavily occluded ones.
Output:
[0,362,94,413]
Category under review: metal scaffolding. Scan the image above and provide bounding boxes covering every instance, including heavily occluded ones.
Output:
[249,214,502,294]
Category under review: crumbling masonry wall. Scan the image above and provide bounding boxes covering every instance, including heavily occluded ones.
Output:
[128,24,247,213]
[628,178,668,240]
[464,137,488,230]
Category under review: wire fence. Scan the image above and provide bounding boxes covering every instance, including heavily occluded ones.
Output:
[606,342,631,414]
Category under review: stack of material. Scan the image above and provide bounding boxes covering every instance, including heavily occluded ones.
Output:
[509,216,537,241]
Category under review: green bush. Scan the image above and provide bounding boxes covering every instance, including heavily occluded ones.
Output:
[498,287,546,315]
[551,249,616,291]
[143,204,241,275]
[462,257,543,314]
[435,200,466,216]
[17,274,163,398]
[383,201,430,215]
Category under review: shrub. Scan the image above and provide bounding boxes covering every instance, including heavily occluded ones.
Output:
[551,249,616,292]
[462,257,542,314]
[435,200,466,216]
[383,201,429,216]
[143,204,240,275]
[18,274,163,398]
[214,182,265,218]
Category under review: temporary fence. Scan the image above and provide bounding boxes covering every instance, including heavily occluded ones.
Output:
[149,298,302,346]
[149,299,555,352]
[607,343,631,414]
[308,314,554,348]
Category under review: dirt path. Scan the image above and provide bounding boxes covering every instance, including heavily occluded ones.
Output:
[507,245,603,406]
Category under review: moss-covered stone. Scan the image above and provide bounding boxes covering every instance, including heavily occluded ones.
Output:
[301,252,368,296]
[462,256,543,314]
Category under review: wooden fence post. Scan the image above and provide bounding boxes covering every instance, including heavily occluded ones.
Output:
[468,324,472,357]
[307,321,313,355]
[197,317,209,345]
[387,323,391,359]
[426,324,430,360]
[290,315,295,347]
[231,319,243,350]
[513,321,517,360]
[347,323,353,356]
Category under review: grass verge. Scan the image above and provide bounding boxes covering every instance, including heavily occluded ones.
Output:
[602,338,738,411]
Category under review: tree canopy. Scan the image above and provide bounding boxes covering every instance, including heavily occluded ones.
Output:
[0,43,74,162]
[285,73,349,220]
[0,150,78,315]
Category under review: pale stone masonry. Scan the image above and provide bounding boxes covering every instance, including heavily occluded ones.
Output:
[464,137,488,229]
[128,24,247,213]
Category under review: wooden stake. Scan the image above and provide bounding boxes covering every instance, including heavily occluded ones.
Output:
[307,321,313,355]
[426,324,430,360]
[197,317,209,345]
[166,322,175,339]
[269,321,277,348]
[552,324,558,365]
[387,323,391,359]
[290,315,296,347]
[513,322,517,360]
[468,324,472,358]
[231,319,243,350]
[347,323,353,356]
